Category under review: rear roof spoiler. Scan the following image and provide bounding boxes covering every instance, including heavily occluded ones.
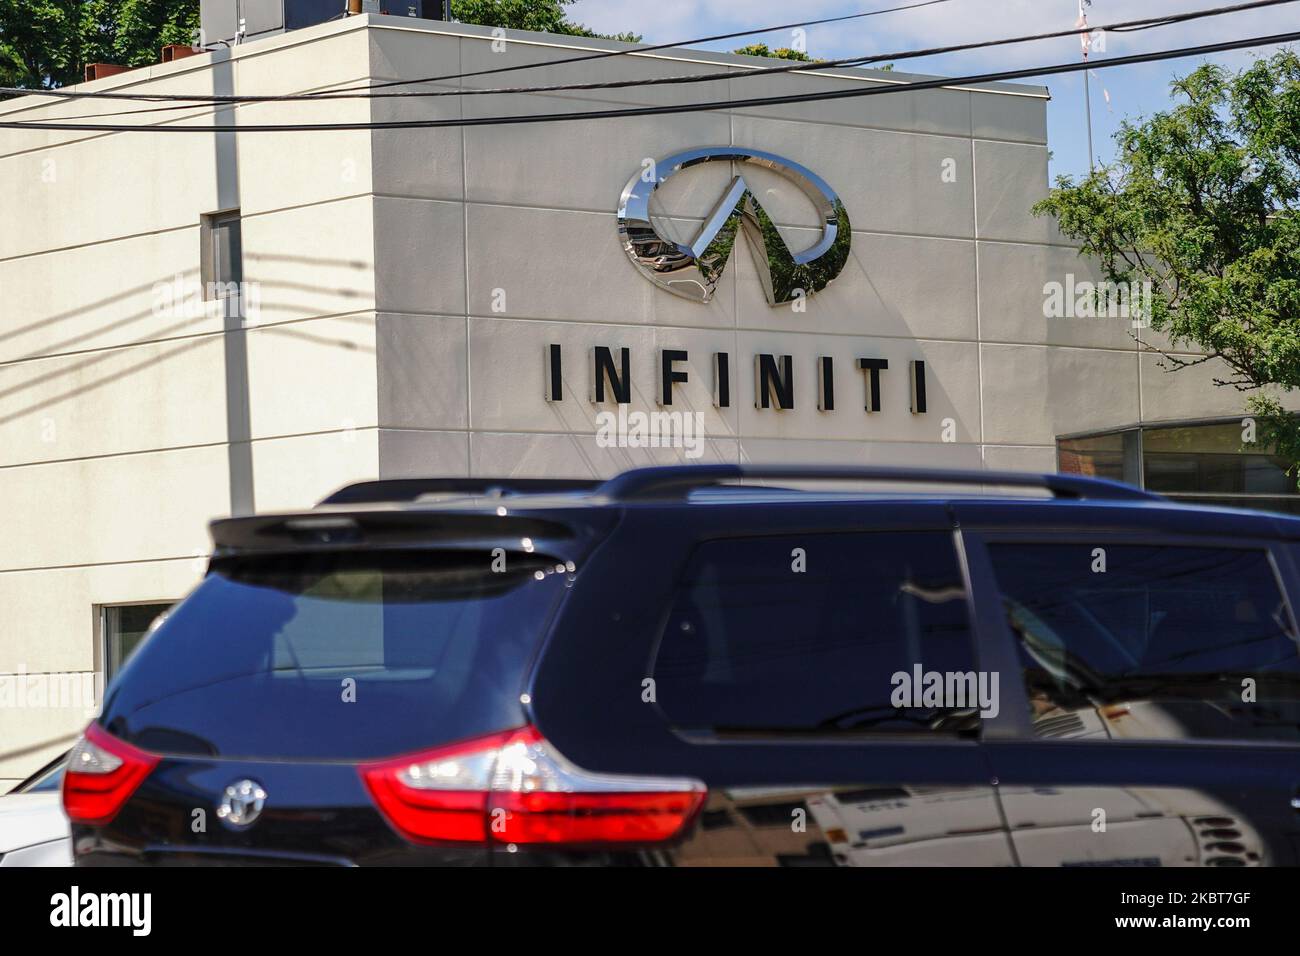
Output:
[209,510,584,556]
[597,464,1161,502]
[318,477,603,506]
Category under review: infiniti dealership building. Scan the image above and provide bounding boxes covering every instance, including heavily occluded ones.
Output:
[0,13,1296,783]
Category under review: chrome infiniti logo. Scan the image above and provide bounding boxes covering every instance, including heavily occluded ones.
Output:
[217,779,267,829]
[617,147,852,305]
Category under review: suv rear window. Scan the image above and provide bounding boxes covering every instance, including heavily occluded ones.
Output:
[652,532,977,736]
[100,550,568,760]
[988,543,1300,743]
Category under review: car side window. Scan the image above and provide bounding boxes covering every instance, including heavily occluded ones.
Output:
[652,532,980,736]
[986,543,1300,743]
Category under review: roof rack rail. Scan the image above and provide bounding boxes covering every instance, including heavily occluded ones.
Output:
[599,464,1161,502]
[318,477,603,506]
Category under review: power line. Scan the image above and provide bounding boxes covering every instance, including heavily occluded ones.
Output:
[351,0,961,94]
[2,27,1295,133]
[317,0,1300,97]
[0,0,960,106]
[5,0,1294,108]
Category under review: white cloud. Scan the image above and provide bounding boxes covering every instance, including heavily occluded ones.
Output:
[566,0,1300,181]
[569,0,1300,74]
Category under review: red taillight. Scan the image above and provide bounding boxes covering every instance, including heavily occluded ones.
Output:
[492,791,706,844]
[360,728,513,844]
[62,723,159,826]
[359,725,705,847]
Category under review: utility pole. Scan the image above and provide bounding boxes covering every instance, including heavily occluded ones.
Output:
[1084,70,1094,172]
[1078,0,1096,172]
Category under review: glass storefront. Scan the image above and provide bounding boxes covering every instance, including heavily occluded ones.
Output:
[1058,418,1300,515]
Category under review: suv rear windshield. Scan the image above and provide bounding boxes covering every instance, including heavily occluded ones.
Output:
[100,550,568,760]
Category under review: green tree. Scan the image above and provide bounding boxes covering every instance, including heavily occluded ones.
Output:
[0,0,198,90]
[450,0,640,42]
[0,0,77,88]
[84,0,199,67]
[731,42,893,70]
[733,42,813,62]
[0,1,637,92]
[1034,51,1300,479]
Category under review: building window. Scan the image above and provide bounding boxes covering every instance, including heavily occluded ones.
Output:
[100,603,172,681]
[1057,429,1141,485]
[1059,418,1300,514]
[201,211,243,315]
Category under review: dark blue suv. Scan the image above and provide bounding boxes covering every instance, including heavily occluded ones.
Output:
[66,465,1300,866]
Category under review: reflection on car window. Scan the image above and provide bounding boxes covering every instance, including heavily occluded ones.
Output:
[989,544,1300,743]
[654,532,978,736]
[99,551,567,761]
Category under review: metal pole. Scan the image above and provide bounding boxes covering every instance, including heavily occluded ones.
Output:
[1084,71,1095,172]
[1077,0,1096,172]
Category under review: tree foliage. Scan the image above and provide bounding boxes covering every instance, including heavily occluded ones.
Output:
[733,43,812,62]
[0,1,638,92]
[1034,51,1300,477]
[450,0,640,43]
[0,0,199,90]
[731,42,893,69]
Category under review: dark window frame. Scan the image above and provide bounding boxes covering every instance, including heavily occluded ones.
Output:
[97,601,173,683]
[200,209,243,309]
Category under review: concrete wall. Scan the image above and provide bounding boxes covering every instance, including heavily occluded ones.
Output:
[364,18,1260,482]
[0,14,1271,782]
[0,19,382,785]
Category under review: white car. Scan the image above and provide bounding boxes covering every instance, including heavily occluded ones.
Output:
[0,754,71,866]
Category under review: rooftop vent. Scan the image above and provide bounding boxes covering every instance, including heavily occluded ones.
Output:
[199,0,446,49]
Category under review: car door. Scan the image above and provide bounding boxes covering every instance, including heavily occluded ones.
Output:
[961,528,1300,867]
[527,502,1013,867]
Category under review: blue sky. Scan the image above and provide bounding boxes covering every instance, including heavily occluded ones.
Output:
[569,0,1300,183]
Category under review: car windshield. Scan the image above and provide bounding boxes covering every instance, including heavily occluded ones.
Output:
[98,549,570,760]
